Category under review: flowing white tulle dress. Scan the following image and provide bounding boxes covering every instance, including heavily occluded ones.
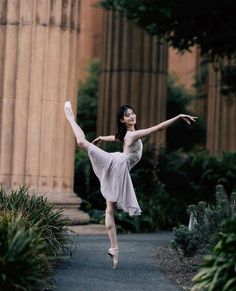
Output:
[87,135,143,216]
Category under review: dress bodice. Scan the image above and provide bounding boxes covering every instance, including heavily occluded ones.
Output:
[123,138,143,170]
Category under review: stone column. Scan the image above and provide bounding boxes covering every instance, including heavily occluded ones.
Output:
[207,65,236,153]
[97,11,168,147]
[0,0,89,224]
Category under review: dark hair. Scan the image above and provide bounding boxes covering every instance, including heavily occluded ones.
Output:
[115,105,136,141]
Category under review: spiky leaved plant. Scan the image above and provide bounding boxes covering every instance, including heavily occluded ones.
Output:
[171,185,236,257]
[0,212,51,290]
[0,186,70,256]
[192,214,236,291]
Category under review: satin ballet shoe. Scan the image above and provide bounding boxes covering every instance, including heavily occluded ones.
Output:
[64,101,74,120]
[107,247,119,269]
[64,101,72,108]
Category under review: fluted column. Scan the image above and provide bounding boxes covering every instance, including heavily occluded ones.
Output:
[97,11,168,147]
[0,0,89,223]
[207,65,236,153]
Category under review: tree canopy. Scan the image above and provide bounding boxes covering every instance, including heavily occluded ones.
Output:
[99,0,236,95]
[99,0,236,62]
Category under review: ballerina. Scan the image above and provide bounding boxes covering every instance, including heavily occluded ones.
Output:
[64,101,197,268]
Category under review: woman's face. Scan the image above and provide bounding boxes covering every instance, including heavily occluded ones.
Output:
[121,108,136,127]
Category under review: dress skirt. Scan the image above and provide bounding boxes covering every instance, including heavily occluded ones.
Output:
[87,143,141,216]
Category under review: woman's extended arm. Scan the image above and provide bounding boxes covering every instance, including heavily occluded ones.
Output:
[131,114,197,140]
[92,135,116,145]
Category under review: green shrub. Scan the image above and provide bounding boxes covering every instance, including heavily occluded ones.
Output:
[171,225,201,257]
[192,214,236,291]
[0,212,50,290]
[158,148,236,223]
[171,185,236,257]
[0,186,70,256]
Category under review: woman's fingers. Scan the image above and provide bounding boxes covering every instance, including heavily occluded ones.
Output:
[191,116,198,121]
[92,137,101,145]
[183,118,191,125]
[183,115,198,125]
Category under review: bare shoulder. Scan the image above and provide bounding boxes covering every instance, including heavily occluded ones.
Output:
[124,131,138,145]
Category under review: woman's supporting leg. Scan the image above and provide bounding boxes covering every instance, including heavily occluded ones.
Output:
[64,101,90,151]
[106,201,119,268]
[105,201,118,249]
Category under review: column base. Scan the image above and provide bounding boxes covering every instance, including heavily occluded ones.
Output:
[35,189,91,225]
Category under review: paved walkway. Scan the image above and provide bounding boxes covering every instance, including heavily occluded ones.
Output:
[53,232,181,291]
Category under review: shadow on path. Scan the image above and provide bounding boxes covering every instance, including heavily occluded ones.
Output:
[53,232,181,291]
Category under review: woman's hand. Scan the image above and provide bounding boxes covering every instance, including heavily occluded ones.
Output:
[92,136,102,146]
[179,114,198,125]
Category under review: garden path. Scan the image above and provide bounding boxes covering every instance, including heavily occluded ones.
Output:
[53,231,181,291]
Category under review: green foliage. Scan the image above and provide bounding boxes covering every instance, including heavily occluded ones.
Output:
[171,185,236,257]
[192,214,236,291]
[166,75,206,151]
[0,186,70,256]
[157,148,236,224]
[0,212,50,290]
[171,225,201,257]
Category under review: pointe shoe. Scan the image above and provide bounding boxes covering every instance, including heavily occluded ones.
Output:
[64,101,72,108]
[108,248,119,269]
[64,101,75,120]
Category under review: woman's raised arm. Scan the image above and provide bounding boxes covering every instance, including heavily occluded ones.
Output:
[131,114,198,140]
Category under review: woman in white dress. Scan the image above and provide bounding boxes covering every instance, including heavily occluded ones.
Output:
[64,101,197,268]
